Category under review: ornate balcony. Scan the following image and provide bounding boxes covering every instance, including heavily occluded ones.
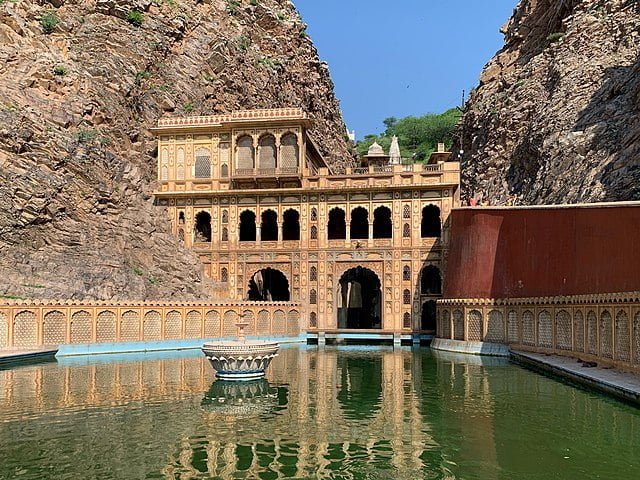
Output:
[234,167,301,179]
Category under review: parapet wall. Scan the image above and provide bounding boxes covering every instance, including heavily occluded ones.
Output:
[0,301,302,351]
[444,203,640,299]
[437,293,640,372]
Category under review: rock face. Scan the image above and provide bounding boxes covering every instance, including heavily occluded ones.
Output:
[456,0,640,205]
[0,0,351,300]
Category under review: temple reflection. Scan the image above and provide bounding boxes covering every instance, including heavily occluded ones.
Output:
[0,347,505,479]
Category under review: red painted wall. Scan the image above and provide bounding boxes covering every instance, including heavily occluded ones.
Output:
[444,204,640,299]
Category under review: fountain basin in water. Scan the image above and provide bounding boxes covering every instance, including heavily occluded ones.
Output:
[201,341,279,380]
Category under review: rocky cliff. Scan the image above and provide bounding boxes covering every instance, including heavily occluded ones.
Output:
[456,0,640,205]
[0,0,350,300]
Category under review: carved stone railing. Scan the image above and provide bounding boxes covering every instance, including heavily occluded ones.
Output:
[233,167,301,178]
[437,292,640,372]
[0,300,303,349]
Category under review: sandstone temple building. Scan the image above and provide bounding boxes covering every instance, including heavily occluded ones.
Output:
[152,108,460,342]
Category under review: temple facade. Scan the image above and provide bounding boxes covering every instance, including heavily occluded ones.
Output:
[152,108,460,339]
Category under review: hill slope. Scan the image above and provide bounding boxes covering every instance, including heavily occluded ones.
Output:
[0,0,350,300]
[456,0,640,205]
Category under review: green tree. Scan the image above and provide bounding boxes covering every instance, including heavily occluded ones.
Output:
[356,108,461,161]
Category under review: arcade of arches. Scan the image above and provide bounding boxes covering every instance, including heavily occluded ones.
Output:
[153,107,460,336]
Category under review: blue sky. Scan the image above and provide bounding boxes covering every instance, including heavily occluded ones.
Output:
[294,0,516,139]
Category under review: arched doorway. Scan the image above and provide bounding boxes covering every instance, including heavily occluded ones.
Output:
[373,206,392,239]
[421,266,442,295]
[194,211,211,242]
[421,205,441,237]
[247,268,290,301]
[328,208,346,240]
[350,207,369,240]
[239,210,256,242]
[282,209,300,240]
[421,300,437,331]
[337,267,382,329]
[261,210,278,241]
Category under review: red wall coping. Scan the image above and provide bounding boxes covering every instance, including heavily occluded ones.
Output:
[444,203,640,299]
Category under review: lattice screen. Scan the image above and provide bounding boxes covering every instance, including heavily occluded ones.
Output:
[186,310,203,339]
[403,313,411,329]
[309,312,317,328]
[143,311,162,340]
[287,310,299,335]
[96,311,116,343]
[522,311,535,346]
[600,310,613,358]
[194,148,211,178]
[485,310,504,343]
[587,311,598,354]
[14,311,37,348]
[44,310,67,345]
[555,310,572,350]
[204,310,221,337]
[573,311,585,352]
[537,311,552,348]
[223,310,238,337]
[634,313,640,364]
[257,310,270,335]
[120,311,140,342]
[280,133,299,169]
[236,136,255,169]
[71,311,92,344]
[615,310,630,362]
[442,310,451,339]
[453,310,464,340]
[242,310,255,336]
[507,310,519,343]
[165,311,182,340]
[0,312,7,348]
[467,310,483,342]
[259,135,276,169]
[273,310,286,335]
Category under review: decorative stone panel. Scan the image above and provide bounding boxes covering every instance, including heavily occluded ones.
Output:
[257,310,270,335]
[507,310,519,343]
[70,311,92,344]
[287,310,299,336]
[0,312,7,348]
[600,310,613,359]
[204,310,221,337]
[14,310,37,348]
[537,310,552,348]
[573,311,585,352]
[486,310,504,343]
[555,310,572,351]
[223,310,238,337]
[587,311,598,355]
[522,311,535,346]
[120,310,140,342]
[442,310,451,339]
[185,310,203,339]
[467,310,483,342]
[165,310,183,340]
[615,310,630,362]
[44,310,67,345]
[273,309,286,335]
[143,311,162,340]
[96,311,116,343]
[634,312,640,365]
[453,310,464,340]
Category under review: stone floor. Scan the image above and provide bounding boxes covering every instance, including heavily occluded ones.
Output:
[511,350,640,405]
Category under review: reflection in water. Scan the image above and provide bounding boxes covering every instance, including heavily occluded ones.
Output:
[201,379,285,417]
[0,346,639,479]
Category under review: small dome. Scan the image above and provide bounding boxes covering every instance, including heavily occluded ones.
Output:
[367,141,385,156]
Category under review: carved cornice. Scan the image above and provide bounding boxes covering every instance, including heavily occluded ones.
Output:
[438,291,640,307]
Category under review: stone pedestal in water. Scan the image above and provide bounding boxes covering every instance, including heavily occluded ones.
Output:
[202,316,279,380]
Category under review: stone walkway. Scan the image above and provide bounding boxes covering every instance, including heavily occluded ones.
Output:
[0,347,58,365]
[511,350,640,405]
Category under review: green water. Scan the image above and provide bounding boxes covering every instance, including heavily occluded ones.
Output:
[0,346,638,479]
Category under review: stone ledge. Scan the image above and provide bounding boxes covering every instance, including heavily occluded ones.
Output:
[430,338,510,357]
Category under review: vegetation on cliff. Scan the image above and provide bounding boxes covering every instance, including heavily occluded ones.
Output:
[357,108,460,161]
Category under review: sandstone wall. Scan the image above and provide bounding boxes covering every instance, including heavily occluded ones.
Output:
[456,0,640,205]
[0,0,351,300]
